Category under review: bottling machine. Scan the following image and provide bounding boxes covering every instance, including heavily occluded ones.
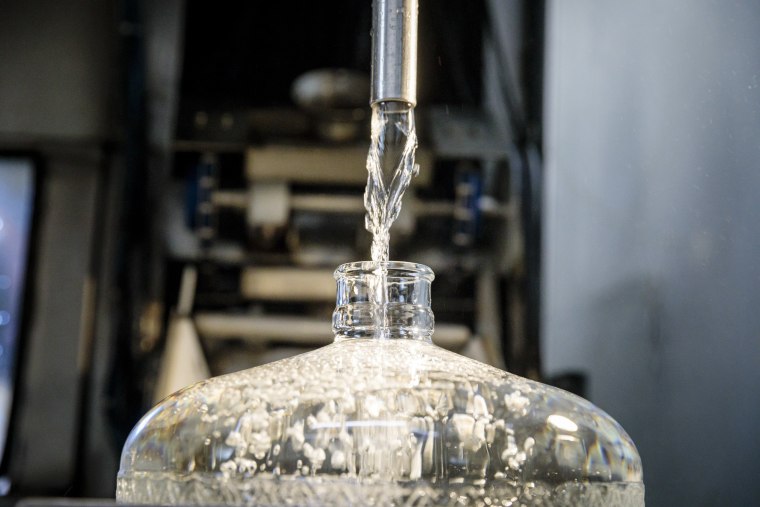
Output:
[0,0,546,499]
[150,0,543,385]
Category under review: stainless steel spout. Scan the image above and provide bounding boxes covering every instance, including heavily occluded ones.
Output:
[371,0,418,106]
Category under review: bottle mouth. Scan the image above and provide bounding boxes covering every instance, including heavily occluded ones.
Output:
[332,261,435,340]
[334,261,434,282]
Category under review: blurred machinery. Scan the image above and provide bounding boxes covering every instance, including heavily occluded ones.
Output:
[166,104,516,379]
[143,1,544,397]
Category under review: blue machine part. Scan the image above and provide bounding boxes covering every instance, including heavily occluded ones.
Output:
[452,166,483,247]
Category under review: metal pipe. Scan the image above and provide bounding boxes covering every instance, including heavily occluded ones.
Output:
[371,0,419,106]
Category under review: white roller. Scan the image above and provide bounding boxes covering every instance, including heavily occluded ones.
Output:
[247,182,290,227]
[240,267,336,302]
[195,312,471,350]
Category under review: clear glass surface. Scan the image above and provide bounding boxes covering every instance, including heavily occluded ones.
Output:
[117,262,644,506]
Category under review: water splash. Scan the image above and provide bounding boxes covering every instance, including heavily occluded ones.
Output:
[362,102,419,336]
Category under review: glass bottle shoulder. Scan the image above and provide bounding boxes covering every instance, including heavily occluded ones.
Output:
[119,339,642,502]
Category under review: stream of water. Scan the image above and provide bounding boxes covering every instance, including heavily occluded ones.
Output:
[364,101,419,264]
[363,101,419,336]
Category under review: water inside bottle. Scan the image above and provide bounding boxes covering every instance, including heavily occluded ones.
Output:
[117,339,643,506]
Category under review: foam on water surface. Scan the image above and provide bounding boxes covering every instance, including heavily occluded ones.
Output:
[118,473,644,507]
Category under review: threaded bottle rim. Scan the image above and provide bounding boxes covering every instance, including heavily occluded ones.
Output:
[333,261,434,281]
[332,261,434,340]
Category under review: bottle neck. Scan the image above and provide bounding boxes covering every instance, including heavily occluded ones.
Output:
[332,261,434,341]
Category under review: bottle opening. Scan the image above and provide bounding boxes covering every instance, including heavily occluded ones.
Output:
[334,261,434,281]
[332,261,434,340]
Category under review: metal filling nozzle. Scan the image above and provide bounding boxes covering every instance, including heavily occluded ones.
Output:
[371,0,419,106]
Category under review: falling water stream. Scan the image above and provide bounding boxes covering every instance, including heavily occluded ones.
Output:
[363,102,419,336]
[364,101,419,264]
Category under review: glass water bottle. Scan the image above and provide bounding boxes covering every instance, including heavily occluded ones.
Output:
[117,261,644,506]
